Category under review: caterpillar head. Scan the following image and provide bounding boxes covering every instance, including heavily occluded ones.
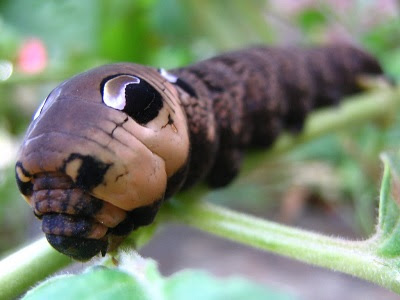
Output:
[15,64,190,260]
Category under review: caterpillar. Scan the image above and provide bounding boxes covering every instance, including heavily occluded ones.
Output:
[15,45,383,260]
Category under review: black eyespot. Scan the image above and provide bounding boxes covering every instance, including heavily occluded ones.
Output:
[124,79,163,124]
[101,74,163,125]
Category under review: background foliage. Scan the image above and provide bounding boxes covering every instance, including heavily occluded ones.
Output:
[0,0,400,298]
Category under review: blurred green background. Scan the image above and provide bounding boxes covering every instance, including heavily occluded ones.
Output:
[0,0,400,265]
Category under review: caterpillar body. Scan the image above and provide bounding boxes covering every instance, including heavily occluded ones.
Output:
[15,45,383,260]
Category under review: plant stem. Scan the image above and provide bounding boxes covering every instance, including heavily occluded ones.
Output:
[164,198,400,293]
[243,87,400,172]
[0,238,71,300]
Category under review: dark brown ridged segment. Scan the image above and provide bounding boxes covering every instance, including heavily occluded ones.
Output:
[171,45,383,188]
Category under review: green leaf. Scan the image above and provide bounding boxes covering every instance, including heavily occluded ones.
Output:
[165,271,297,300]
[23,254,163,300]
[23,270,153,300]
[295,8,327,32]
[22,253,295,300]
[362,18,400,56]
[0,0,100,62]
[382,50,400,81]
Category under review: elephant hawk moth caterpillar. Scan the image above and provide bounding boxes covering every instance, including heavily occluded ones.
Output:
[15,45,383,260]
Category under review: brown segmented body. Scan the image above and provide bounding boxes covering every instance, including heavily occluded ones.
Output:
[15,45,383,260]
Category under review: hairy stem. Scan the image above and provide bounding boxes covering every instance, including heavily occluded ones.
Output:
[0,238,70,300]
[164,197,400,293]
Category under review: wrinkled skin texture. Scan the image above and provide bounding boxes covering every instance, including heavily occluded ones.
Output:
[16,45,383,260]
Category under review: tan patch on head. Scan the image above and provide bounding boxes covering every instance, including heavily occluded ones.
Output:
[65,157,83,182]
[91,126,167,211]
[16,165,31,182]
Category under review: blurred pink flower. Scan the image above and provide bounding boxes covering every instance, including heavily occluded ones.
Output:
[17,38,47,74]
[371,0,398,17]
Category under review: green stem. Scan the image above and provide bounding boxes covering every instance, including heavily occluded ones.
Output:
[164,198,400,293]
[244,87,400,172]
[0,238,71,300]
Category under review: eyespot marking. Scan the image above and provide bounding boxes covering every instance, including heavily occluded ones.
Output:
[102,75,140,110]
[15,162,33,197]
[65,157,83,182]
[62,153,111,191]
[15,163,31,183]
[101,74,164,124]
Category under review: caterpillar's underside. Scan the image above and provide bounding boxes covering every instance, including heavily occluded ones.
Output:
[15,45,383,260]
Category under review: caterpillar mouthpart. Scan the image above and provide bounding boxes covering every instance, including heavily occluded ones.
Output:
[26,172,118,260]
[20,171,164,260]
[45,233,108,261]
